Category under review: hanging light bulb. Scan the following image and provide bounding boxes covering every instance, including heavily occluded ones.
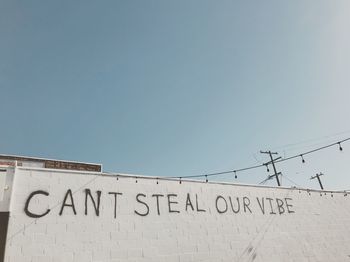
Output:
[156,178,159,184]
[234,171,237,179]
[179,177,182,184]
[135,176,138,183]
[265,164,270,172]
[300,155,305,163]
[338,142,343,151]
[205,175,208,183]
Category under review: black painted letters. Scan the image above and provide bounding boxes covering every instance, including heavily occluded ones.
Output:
[167,194,180,213]
[108,192,123,219]
[24,188,296,218]
[24,190,51,218]
[59,189,77,216]
[85,189,101,216]
[285,198,295,213]
[216,196,228,214]
[134,193,149,216]
[185,193,194,211]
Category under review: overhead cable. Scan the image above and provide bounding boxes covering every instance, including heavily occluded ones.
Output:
[169,137,350,180]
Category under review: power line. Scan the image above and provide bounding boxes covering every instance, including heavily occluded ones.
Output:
[281,174,301,187]
[270,130,350,151]
[259,176,272,185]
[274,138,348,164]
[169,137,350,180]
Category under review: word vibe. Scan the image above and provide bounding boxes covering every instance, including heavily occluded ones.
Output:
[215,195,294,215]
[23,189,295,218]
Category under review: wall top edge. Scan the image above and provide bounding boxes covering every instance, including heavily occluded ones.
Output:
[14,165,348,194]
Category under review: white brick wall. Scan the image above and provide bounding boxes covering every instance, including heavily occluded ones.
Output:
[4,167,350,262]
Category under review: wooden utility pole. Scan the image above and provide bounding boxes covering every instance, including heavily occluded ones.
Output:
[260,151,282,186]
[311,173,324,190]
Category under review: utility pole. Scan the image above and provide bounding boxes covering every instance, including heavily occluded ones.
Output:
[260,151,282,186]
[311,173,324,190]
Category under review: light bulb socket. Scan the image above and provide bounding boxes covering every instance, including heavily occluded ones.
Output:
[338,142,343,151]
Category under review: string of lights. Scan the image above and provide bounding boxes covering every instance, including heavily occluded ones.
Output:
[169,137,350,180]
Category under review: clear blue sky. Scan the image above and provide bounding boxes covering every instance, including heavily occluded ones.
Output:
[1,0,350,190]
